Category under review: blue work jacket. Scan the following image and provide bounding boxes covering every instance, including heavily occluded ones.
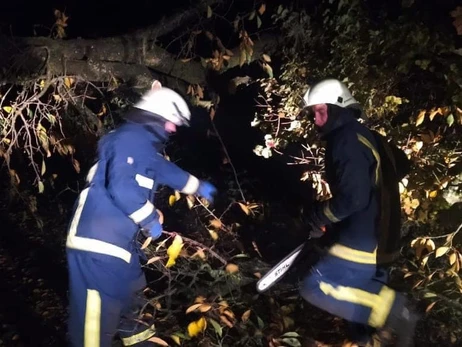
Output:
[66,111,201,264]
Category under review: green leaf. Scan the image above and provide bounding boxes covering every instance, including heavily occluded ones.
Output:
[207,5,212,18]
[257,316,265,329]
[423,292,437,299]
[447,114,454,127]
[208,318,222,337]
[281,337,302,347]
[281,332,301,338]
[257,15,262,29]
[249,10,256,21]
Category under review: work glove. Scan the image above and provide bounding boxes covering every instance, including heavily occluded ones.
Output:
[197,181,217,204]
[301,207,326,239]
[308,222,326,238]
[142,219,163,239]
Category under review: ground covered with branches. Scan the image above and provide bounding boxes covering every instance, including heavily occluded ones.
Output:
[1,0,462,346]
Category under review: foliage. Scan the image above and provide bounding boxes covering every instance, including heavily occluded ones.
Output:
[1,1,462,346]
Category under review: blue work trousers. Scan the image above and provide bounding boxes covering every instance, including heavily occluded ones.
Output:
[67,250,155,347]
[300,255,400,331]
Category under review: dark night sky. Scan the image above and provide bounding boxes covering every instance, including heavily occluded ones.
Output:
[0,0,193,38]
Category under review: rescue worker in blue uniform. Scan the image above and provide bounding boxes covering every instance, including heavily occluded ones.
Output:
[66,81,217,347]
[299,79,419,347]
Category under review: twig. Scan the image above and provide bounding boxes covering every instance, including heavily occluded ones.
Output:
[162,231,228,265]
[210,111,246,202]
[424,222,462,240]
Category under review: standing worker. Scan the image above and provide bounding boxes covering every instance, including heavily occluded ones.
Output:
[299,78,418,347]
[66,81,217,346]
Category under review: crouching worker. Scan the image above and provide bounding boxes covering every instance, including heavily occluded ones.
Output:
[65,81,217,347]
[298,79,418,347]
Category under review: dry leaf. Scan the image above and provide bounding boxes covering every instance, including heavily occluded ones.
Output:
[141,237,152,250]
[220,315,234,328]
[147,337,169,346]
[416,110,426,126]
[425,301,437,313]
[226,263,239,273]
[199,304,212,313]
[435,246,450,258]
[262,53,271,62]
[209,219,222,229]
[449,252,457,265]
[186,195,195,209]
[146,256,162,265]
[238,202,250,215]
[186,303,203,314]
[241,309,251,323]
[208,229,219,240]
[258,3,266,15]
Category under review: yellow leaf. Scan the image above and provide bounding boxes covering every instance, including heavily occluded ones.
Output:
[435,246,450,258]
[166,235,184,268]
[207,5,212,18]
[241,309,251,323]
[208,229,219,240]
[187,317,207,337]
[64,77,74,89]
[449,252,457,265]
[410,198,420,209]
[2,106,12,113]
[170,334,181,345]
[209,219,222,229]
[429,190,438,198]
[146,256,162,265]
[147,336,169,346]
[169,195,177,206]
[258,3,266,15]
[225,263,239,274]
[416,110,426,126]
[141,236,152,250]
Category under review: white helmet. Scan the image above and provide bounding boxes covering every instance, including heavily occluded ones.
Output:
[134,87,191,126]
[303,78,360,109]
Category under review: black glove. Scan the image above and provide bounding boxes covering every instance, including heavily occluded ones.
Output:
[309,222,326,238]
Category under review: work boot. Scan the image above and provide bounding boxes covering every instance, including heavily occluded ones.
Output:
[379,297,420,347]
